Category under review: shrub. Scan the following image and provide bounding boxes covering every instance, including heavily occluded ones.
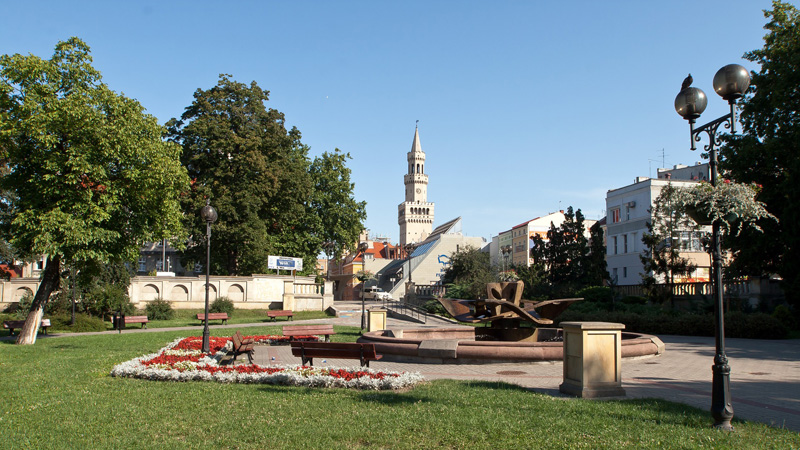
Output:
[145,298,174,320]
[576,286,613,303]
[421,299,449,317]
[48,314,108,332]
[209,297,234,315]
[772,304,798,330]
[82,285,134,317]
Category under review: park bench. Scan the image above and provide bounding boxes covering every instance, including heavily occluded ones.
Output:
[282,324,336,342]
[3,319,51,335]
[267,310,293,321]
[123,315,149,329]
[290,341,382,368]
[196,312,229,325]
[230,331,254,364]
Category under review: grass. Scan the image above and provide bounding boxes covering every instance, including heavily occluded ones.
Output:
[1,330,798,449]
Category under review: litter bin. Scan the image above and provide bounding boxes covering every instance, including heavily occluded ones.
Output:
[367,308,387,332]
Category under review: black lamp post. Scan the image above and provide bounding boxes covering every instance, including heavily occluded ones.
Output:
[200,199,218,354]
[501,245,512,273]
[356,242,370,331]
[674,63,750,431]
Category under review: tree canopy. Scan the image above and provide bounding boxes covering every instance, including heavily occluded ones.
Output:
[0,38,188,343]
[168,75,365,275]
[720,0,800,306]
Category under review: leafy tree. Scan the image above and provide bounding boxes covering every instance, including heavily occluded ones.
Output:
[441,246,497,299]
[0,38,188,344]
[309,149,367,260]
[531,207,592,297]
[640,184,699,304]
[721,1,800,307]
[169,75,364,275]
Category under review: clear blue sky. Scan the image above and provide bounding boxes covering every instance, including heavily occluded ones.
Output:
[1,1,784,243]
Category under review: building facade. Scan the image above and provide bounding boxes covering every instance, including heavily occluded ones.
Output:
[606,163,711,285]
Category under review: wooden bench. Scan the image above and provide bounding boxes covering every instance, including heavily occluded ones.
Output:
[123,315,149,329]
[3,319,51,335]
[196,312,229,325]
[267,310,293,321]
[290,341,382,368]
[231,331,254,364]
[282,324,336,342]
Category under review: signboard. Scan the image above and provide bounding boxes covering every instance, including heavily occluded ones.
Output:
[268,255,303,272]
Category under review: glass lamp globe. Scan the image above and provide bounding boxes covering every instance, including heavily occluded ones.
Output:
[713,64,751,101]
[675,87,708,120]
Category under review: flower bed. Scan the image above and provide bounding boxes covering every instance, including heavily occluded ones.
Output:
[111,336,424,390]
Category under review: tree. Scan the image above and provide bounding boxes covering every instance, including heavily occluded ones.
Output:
[441,246,496,299]
[585,221,609,286]
[640,184,699,304]
[721,1,800,307]
[168,75,316,275]
[0,38,188,344]
[309,150,367,260]
[533,207,592,297]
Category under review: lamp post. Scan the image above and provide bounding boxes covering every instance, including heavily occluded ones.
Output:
[501,245,512,274]
[200,199,218,354]
[357,242,369,331]
[674,63,750,431]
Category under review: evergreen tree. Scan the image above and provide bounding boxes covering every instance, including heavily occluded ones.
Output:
[585,221,609,286]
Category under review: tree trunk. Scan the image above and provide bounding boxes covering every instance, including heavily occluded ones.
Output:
[15,255,61,345]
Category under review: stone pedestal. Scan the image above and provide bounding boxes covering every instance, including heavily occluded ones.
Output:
[559,322,626,398]
[367,308,387,332]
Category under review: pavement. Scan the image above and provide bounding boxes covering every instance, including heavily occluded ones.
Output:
[8,301,800,432]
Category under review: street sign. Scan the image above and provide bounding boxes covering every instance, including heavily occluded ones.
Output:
[268,255,303,271]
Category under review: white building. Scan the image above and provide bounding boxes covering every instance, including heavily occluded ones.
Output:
[606,163,711,285]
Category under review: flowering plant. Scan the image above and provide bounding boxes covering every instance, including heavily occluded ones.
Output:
[110,336,424,390]
[676,180,776,234]
[355,269,374,282]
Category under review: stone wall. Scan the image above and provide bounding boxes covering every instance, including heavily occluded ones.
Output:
[0,274,333,312]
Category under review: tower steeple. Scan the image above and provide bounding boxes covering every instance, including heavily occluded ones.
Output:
[398,124,435,246]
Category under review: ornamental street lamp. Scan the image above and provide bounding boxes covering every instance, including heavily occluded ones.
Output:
[674,63,750,431]
[200,199,218,354]
[501,245,512,273]
[356,242,370,331]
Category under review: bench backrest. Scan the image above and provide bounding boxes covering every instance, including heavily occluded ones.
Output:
[283,325,334,335]
[290,341,378,358]
[126,316,149,321]
[268,310,292,315]
[197,313,228,319]
[4,319,52,328]
[232,331,243,350]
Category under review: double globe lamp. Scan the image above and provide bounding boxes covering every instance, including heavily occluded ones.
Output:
[674,64,750,431]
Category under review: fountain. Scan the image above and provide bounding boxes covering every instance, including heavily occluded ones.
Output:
[358,281,664,364]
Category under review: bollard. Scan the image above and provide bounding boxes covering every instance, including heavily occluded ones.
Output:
[559,322,626,398]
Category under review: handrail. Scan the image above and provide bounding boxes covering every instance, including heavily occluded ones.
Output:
[381,297,427,324]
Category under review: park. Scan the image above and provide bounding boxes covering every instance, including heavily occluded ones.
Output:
[2,1,800,448]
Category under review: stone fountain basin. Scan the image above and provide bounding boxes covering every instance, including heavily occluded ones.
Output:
[358,327,665,364]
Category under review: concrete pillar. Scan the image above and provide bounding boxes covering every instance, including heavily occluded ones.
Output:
[282,280,295,311]
[559,321,626,398]
[368,308,387,332]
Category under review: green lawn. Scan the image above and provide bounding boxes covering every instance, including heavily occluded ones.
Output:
[1,330,798,449]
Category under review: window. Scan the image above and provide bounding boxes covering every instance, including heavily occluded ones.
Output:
[138,257,147,272]
[623,267,628,278]
[613,236,618,255]
[623,235,628,253]
[611,208,621,223]
[612,268,618,282]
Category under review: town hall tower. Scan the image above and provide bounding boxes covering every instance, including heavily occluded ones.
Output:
[398,124,434,246]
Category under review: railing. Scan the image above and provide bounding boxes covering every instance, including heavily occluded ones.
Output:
[293,282,323,295]
[381,297,427,324]
[613,280,758,299]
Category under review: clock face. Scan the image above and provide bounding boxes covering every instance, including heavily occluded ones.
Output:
[415,188,421,194]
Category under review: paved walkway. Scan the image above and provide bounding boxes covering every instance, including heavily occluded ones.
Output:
[9,303,800,432]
